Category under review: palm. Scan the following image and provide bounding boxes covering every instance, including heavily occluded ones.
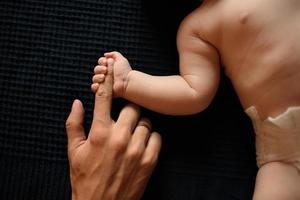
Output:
[113,58,132,97]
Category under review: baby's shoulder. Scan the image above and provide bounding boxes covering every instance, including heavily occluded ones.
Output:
[178,1,222,42]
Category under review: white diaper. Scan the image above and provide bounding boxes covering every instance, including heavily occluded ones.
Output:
[245,106,300,170]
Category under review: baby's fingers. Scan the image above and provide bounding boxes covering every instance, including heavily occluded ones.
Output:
[94,65,108,74]
[93,74,105,83]
[91,83,99,93]
[98,57,107,66]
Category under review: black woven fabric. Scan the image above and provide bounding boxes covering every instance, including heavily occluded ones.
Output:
[0,0,257,199]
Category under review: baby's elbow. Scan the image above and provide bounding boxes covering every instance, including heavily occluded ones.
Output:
[194,94,213,113]
[184,92,213,115]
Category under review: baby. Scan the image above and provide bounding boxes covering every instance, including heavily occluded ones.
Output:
[92,0,300,199]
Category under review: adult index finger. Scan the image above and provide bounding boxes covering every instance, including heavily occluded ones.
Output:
[93,58,114,125]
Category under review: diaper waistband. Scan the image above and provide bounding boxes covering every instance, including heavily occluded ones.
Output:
[245,106,300,168]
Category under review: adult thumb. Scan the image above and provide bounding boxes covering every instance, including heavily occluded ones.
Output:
[66,99,86,150]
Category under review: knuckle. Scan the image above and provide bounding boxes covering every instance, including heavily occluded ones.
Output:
[70,158,81,172]
[89,128,108,146]
[65,120,77,130]
[89,135,100,146]
[96,88,111,99]
[126,146,143,160]
[141,153,158,168]
[119,126,131,135]
[89,134,106,146]
[138,118,152,131]
[109,137,127,154]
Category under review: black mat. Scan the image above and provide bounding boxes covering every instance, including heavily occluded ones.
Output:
[0,0,257,199]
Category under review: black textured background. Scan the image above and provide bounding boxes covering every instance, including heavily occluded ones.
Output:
[0,0,257,199]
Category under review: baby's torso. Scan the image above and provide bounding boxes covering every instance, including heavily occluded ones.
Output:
[194,0,300,119]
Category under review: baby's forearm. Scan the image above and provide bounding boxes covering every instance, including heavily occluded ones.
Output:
[123,70,211,115]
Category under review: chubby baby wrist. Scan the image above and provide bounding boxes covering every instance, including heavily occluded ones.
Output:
[122,70,135,96]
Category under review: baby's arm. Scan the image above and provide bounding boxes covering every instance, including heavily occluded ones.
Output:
[94,19,220,115]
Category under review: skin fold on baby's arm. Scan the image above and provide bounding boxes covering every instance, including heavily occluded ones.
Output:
[93,17,220,116]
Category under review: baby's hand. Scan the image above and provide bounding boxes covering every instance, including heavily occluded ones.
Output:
[105,51,132,97]
[92,51,132,97]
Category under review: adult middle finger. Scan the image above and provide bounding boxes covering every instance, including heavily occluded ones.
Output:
[129,118,152,149]
[116,103,141,134]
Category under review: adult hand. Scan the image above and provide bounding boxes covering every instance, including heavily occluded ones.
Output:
[66,59,161,200]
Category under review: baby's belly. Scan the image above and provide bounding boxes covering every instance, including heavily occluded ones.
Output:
[225,33,300,119]
[240,78,300,120]
[229,57,300,119]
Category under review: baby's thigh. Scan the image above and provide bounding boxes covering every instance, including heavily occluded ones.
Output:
[253,161,300,200]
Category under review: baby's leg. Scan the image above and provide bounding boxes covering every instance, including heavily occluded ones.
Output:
[91,57,108,93]
[253,161,300,200]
